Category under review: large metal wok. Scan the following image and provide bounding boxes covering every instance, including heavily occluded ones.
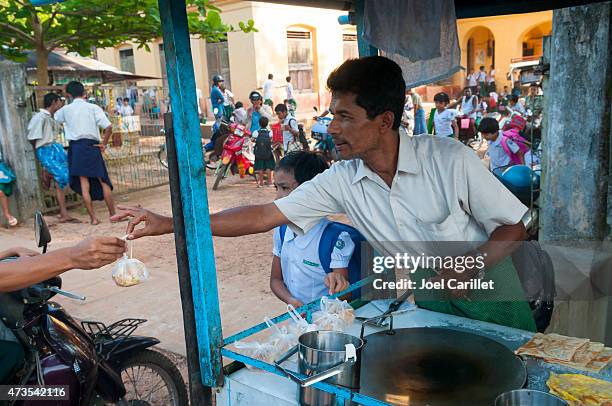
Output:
[359,326,527,406]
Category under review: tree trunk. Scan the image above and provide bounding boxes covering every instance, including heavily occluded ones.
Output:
[35,46,50,86]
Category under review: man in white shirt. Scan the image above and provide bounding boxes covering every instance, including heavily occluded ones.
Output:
[262,73,274,106]
[286,76,296,112]
[115,57,536,332]
[467,70,478,93]
[488,65,496,93]
[55,81,115,225]
[27,93,77,223]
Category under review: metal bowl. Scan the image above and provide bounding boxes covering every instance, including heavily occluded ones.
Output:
[495,389,568,406]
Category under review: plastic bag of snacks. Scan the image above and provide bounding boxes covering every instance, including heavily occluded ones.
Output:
[264,317,297,355]
[234,340,278,371]
[112,238,149,287]
[312,297,355,332]
[287,304,317,336]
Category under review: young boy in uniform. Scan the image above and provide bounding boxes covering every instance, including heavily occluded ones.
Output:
[270,152,355,307]
[433,92,459,139]
[478,117,524,174]
[252,116,275,187]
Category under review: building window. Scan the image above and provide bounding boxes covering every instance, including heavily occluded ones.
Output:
[119,48,135,73]
[206,40,231,90]
[343,33,358,60]
[287,29,314,92]
[158,44,168,88]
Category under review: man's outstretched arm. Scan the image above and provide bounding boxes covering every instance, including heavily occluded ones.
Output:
[113,203,289,239]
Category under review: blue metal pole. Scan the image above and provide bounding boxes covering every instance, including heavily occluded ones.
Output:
[354,0,378,57]
[157,0,224,389]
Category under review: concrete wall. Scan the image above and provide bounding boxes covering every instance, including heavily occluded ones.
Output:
[0,61,42,221]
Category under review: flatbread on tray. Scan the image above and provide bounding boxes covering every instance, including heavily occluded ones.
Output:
[550,342,605,369]
[547,373,612,406]
[516,333,590,362]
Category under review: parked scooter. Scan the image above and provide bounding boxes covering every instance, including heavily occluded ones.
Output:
[311,107,337,163]
[212,122,255,190]
[0,212,188,405]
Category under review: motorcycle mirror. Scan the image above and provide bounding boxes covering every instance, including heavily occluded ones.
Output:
[34,211,51,252]
[313,106,318,112]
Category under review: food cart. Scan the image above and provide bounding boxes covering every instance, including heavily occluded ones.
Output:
[30,0,612,404]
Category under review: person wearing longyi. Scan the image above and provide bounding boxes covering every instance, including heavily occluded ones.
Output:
[55,81,116,225]
[112,56,536,332]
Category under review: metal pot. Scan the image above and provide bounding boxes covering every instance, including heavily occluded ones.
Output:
[276,330,364,406]
[495,389,569,406]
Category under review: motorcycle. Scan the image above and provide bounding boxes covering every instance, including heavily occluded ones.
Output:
[212,122,255,190]
[0,212,188,405]
[311,107,337,163]
[158,123,230,170]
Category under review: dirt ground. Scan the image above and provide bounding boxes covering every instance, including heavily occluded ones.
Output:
[3,172,287,358]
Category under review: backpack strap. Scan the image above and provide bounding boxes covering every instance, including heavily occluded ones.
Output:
[318,222,365,291]
[279,224,288,251]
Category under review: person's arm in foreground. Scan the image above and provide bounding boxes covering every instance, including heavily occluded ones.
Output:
[452,119,459,140]
[0,247,39,260]
[0,237,125,292]
[270,256,302,307]
[112,203,289,239]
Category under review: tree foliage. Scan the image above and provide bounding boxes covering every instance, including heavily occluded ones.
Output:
[0,0,256,83]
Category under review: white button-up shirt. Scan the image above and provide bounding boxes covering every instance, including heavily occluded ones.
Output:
[27,109,59,149]
[275,134,527,258]
[55,98,111,142]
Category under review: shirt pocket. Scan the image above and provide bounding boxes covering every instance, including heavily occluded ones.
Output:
[415,211,465,241]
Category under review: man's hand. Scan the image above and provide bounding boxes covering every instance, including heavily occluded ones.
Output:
[288,298,304,308]
[111,205,174,239]
[428,262,479,300]
[12,247,39,258]
[68,237,126,269]
[324,272,350,295]
[93,143,106,153]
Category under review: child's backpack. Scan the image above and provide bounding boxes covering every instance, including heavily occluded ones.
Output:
[279,222,366,297]
[501,128,530,165]
[254,129,273,161]
[502,114,527,132]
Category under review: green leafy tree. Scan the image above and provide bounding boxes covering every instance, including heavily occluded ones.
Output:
[0,0,256,85]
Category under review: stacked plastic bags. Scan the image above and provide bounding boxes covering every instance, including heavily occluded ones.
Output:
[234,297,355,371]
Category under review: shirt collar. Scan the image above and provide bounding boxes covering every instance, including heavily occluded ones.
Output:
[39,109,51,116]
[352,132,420,185]
[291,218,329,249]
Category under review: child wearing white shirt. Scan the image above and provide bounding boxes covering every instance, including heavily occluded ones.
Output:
[432,92,458,138]
[271,152,355,307]
[478,118,522,174]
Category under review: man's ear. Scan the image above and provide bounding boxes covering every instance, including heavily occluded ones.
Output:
[379,111,395,132]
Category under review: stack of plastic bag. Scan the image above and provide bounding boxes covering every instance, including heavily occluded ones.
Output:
[312,297,355,332]
[287,304,317,336]
[234,340,279,371]
[264,317,297,356]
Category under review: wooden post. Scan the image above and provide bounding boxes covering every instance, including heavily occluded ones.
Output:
[0,61,43,221]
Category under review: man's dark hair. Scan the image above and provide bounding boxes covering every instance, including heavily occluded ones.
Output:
[479,65,485,70]
[277,151,329,185]
[268,73,273,79]
[510,95,519,103]
[43,93,60,108]
[259,116,269,128]
[326,56,405,130]
[433,92,450,104]
[65,81,85,98]
[275,103,288,113]
[478,117,499,134]
[286,76,291,82]
[123,97,130,102]
[235,101,243,109]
